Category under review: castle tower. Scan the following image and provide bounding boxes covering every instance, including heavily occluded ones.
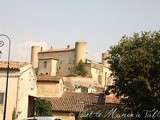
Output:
[75,42,87,65]
[31,46,43,69]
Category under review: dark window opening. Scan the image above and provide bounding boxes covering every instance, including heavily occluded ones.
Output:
[44,61,47,68]
[0,93,4,104]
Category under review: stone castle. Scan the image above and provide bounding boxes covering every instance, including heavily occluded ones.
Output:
[31,42,112,94]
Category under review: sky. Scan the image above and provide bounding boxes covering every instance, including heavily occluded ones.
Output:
[0,0,160,62]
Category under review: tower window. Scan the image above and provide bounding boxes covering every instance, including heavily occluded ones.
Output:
[44,61,47,68]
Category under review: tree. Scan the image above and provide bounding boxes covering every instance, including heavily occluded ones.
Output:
[75,60,88,77]
[107,31,160,119]
[35,99,53,116]
[12,108,16,120]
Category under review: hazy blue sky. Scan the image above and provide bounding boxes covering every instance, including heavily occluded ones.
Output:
[0,0,160,62]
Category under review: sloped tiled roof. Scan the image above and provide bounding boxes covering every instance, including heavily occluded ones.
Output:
[37,75,61,82]
[42,92,106,113]
[0,61,29,70]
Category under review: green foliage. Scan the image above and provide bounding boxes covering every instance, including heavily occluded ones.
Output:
[12,108,16,120]
[75,60,88,76]
[107,31,160,119]
[35,99,53,116]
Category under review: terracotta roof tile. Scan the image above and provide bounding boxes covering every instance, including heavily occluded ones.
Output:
[42,92,106,112]
[0,61,29,70]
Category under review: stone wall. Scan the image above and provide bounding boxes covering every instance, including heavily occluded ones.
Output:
[38,59,58,76]
[37,80,63,97]
[39,50,76,76]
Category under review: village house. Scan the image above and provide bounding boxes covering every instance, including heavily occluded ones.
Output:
[43,92,106,120]
[37,75,107,119]
[36,74,119,120]
[0,61,37,120]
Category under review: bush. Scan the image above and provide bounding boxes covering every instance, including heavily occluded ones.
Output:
[35,99,52,116]
[75,60,88,77]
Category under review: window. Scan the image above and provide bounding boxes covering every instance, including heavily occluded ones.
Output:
[0,93,4,104]
[44,61,47,68]
[68,67,70,70]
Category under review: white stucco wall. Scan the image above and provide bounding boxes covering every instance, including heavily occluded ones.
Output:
[37,79,63,97]
[16,64,37,120]
[0,71,19,120]
[0,64,37,120]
